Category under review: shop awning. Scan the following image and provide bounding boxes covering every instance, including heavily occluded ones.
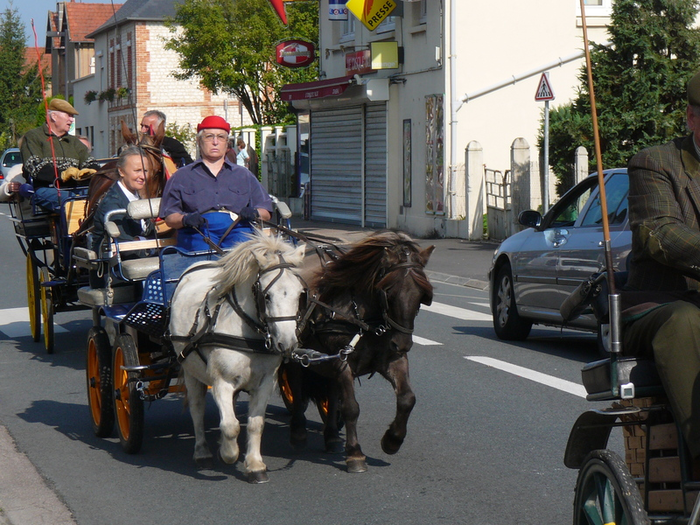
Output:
[280,75,354,102]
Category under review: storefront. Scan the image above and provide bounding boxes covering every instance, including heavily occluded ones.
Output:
[281,76,388,227]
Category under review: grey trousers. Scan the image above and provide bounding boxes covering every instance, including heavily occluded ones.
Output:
[623,300,700,458]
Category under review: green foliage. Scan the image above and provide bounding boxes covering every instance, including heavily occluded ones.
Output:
[166,0,319,125]
[166,122,196,156]
[0,5,45,151]
[542,0,700,195]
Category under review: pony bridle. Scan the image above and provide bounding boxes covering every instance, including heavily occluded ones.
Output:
[291,260,423,367]
[375,261,423,336]
[228,252,304,350]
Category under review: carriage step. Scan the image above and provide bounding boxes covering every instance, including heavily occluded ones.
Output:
[648,456,682,484]
[649,423,678,450]
[647,489,700,513]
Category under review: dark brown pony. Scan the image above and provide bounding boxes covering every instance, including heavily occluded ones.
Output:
[76,120,175,234]
[279,231,435,473]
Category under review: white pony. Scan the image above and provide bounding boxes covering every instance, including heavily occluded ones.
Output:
[169,233,305,483]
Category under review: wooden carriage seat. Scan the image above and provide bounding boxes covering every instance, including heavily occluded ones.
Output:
[63,198,87,235]
[77,284,141,307]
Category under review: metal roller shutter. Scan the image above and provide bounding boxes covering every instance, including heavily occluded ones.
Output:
[364,103,387,228]
[310,106,363,224]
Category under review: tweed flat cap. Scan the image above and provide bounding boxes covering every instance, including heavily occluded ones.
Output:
[48,98,78,115]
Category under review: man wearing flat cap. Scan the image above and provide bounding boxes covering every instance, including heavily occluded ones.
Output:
[20,98,98,211]
[159,115,272,251]
[622,69,700,459]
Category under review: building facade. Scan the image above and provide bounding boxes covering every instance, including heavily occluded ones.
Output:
[66,0,249,158]
[283,0,612,238]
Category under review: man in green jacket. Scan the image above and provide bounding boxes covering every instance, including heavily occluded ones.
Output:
[20,98,98,211]
[624,69,700,458]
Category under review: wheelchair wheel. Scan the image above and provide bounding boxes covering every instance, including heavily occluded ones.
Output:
[573,449,648,525]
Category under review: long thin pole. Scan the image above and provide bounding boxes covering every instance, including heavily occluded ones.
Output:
[543,99,550,213]
[579,0,616,296]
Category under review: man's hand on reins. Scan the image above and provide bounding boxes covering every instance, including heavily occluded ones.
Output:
[182,211,207,229]
[238,206,259,222]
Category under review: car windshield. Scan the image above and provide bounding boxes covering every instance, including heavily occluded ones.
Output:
[579,173,628,227]
[3,151,21,167]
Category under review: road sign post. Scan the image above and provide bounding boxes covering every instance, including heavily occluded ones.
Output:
[535,73,555,213]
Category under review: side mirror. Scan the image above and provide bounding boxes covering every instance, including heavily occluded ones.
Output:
[518,210,542,228]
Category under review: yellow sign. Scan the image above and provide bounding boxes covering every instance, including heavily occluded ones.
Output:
[371,41,399,69]
[346,0,397,31]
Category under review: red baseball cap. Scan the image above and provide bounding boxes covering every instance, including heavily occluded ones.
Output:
[197,115,230,133]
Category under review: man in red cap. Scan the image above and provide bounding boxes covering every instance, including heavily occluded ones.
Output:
[19,98,98,211]
[159,115,272,251]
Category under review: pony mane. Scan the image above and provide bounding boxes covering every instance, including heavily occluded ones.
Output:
[316,230,426,299]
[213,232,305,295]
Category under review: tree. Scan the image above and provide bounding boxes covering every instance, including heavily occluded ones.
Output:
[166,0,319,125]
[0,5,45,151]
[542,0,700,194]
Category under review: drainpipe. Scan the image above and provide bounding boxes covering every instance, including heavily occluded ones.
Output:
[448,0,457,223]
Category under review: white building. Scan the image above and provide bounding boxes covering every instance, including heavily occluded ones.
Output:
[282,0,612,238]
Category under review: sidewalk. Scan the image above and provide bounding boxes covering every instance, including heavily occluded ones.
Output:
[0,217,499,525]
[292,216,496,290]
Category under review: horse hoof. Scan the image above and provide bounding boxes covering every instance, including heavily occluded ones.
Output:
[381,432,404,455]
[195,456,214,470]
[247,470,269,484]
[290,433,307,451]
[325,439,344,454]
[346,457,368,473]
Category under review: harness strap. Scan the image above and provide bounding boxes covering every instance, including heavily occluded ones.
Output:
[226,289,265,334]
[171,332,272,363]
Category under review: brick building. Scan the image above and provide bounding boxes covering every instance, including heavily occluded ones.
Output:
[64,0,249,158]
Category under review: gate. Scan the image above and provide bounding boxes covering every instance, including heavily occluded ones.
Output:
[485,168,511,241]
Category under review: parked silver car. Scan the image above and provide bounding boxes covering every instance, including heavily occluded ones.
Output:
[488,169,630,340]
[0,147,21,180]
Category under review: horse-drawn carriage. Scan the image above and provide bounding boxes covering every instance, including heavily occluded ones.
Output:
[562,274,700,524]
[5,170,431,483]
[8,179,93,353]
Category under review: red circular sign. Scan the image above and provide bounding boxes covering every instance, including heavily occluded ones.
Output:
[275,39,316,68]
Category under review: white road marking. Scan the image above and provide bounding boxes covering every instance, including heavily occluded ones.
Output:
[0,307,67,338]
[413,335,442,346]
[465,355,587,398]
[423,300,492,322]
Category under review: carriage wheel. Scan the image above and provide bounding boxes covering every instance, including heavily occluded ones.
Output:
[86,327,114,438]
[278,368,340,427]
[113,333,144,454]
[26,253,40,342]
[40,268,54,354]
[573,450,648,525]
[278,368,309,413]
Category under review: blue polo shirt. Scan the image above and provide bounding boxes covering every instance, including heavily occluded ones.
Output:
[159,158,272,218]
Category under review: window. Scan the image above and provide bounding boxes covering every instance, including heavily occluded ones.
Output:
[342,16,355,42]
[377,16,396,33]
[577,0,612,16]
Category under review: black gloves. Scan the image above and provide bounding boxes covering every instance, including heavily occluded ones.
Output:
[182,212,207,229]
[238,206,259,222]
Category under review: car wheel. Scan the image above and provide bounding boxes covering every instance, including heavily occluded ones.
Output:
[493,263,532,341]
